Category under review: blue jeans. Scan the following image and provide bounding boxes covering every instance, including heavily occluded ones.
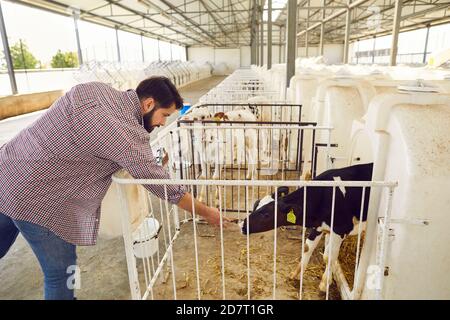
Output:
[0,212,77,300]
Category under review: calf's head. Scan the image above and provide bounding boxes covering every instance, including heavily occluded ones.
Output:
[241,186,303,234]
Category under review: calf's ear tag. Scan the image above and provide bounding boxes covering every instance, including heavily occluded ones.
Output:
[287,209,296,224]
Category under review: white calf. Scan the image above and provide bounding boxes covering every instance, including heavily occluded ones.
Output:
[217,109,258,180]
[178,107,213,179]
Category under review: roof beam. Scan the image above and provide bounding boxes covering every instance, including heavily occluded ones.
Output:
[296,0,374,36]
[152,0,224,46]
[198,0,239,46]
[13,0,189,46]
[104,0,205,46]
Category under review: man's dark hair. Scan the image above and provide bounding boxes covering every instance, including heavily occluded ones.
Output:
[136,76,183,110]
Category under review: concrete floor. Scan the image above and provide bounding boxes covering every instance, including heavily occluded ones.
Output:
[0,76,226,300]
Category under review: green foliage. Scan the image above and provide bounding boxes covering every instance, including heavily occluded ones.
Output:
[51,50,79,68]
[0,51,6,70]
[10,41,38,69]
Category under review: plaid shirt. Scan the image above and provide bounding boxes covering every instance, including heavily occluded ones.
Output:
[0,82,186,246]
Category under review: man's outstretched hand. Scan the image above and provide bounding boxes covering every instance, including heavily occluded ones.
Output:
[177,193,234,228]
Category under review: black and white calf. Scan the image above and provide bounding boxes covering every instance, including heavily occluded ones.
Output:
[240,163,373,292]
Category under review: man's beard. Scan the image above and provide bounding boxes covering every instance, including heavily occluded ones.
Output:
[143,108,157,133]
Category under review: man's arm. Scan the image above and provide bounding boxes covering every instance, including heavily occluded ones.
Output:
[176,192,225,225]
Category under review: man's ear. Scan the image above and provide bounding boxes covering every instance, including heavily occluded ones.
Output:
[142,97,155,113]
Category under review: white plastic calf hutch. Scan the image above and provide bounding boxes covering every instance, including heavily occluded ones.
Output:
[348,84,450,299]
[307,77,376,176]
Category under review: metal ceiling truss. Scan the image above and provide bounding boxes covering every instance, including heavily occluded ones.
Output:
[8,0,450,49]
[294,0,449,44]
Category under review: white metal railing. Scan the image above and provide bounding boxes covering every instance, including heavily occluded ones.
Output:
[198,69,279,103]
[112,175,397,300]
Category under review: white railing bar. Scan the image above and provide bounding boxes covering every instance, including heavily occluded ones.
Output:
[299,186,307,300]
[352,186,366,299]
[175,125,326,131]
[112,176,398,188]
[141,228,181,300]
[218,186,227,300]
[190,185,202,300]
[246,185,251,300]
[376,186,395,300]
[141,218,150,290]
[332,262,352,300]
[326,186,337,300]
[159,198,169,257]
[272,187,278,300]
[117,184,141,300]
[163,186,177,300]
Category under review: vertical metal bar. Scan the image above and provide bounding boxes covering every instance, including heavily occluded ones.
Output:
[343,0,352,64]
[157,38,161,61]
[356,39,359,64]
[115,26,121,62]
[390,0,403,66]
[372,36,376,64]
[319,0,326,55]
[326,127,331,170]
[140,34,145,62]
[311,129,316,178]
[170,42,173,61]
[158,197,169,256]
[260,0,264,66]
[246,185,251,299]
[0,1,17,94]
[377,186,395,300]
[286,0,297,89]
[272,186,278,299]
[185,45,189,61]
[279,26,282,63]
[422,25,430,64]
[352,186,366,299]
[163,186,177,300]
[116,183,141,300]
[189,185,202,300]
[325,186,337,300]
[218,185,226,299]
[256,20,260,66]
[251,0,257,65]
[299,186,307,299]
[267,0,272,69]
[141,214,150,294]
[298,128,304,176]
[72,9,83,66]
[19,39,30,91]
[305,0,310,57]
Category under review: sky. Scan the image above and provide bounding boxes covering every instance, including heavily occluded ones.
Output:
[2,1,78,64]
[0,0,185,66]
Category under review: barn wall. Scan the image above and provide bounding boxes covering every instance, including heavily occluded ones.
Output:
[297,44,344,64]
[188,45,282,69]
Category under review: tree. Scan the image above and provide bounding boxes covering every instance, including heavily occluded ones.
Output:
[0,51,6,70]
[10,40,38,69]
[51,50,79,68]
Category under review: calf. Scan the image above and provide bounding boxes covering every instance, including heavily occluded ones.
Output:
[178,107,214,179]
[240,163,373,292]
[213,109,259,179]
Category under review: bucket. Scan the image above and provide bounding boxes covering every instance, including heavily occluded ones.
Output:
[132,217,161,259]
[180,104,191,116]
